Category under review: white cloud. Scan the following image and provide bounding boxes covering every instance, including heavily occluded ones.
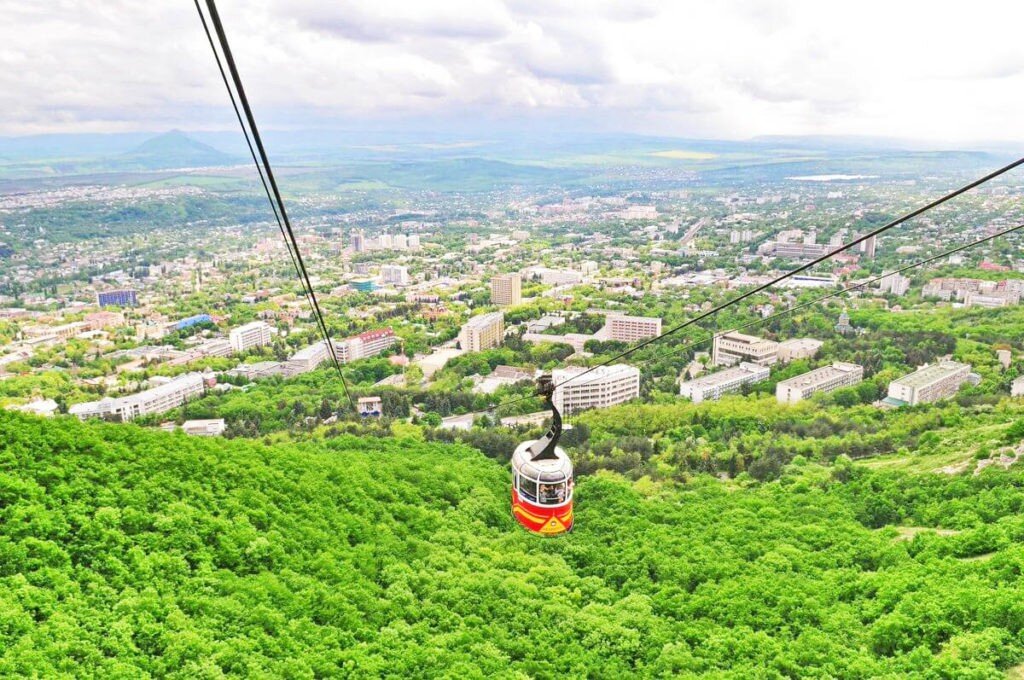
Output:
[0,0,1022,145]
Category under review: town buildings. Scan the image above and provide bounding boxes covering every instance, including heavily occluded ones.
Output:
[381,265,410,286]
[229,321,273,353]
[777,338,824,363]
[712,331,779,367]
[97,289,138,307]
[340,328,397,362]
[552,364,641,415]
[458,312,505,352]
[491,273,522,306]
[776,362,864,404]
[679,362,770,403]
[885,361,972,406]
[607,315,662,342]
[69,372,206,422]
[1012,376,1024,398]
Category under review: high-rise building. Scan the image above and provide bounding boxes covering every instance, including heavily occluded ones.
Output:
[381,265,410,286]
[679,362,770,403]
[878,273,911,296]
[229,321,273,353]
[458,312,505,352]
[712,331,779,367]
[378,233,393,249]
[69,372,206,422]
[858,234,877,258]
[607,315,662,342]
[886,361,972,406]
[351,229,366,253]
[97,289,138,308]
[490,273,522,306]
[393,234,408,250]
[776,362,864,404]
[407,234,421,249]
[552,364,641,415]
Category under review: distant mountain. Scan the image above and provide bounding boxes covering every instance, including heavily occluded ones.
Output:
[116,130,237,170]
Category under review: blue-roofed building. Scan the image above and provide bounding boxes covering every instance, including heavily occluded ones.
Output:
[176,314,213,330]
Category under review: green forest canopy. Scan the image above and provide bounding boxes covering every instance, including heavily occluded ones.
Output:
[3,411,1024,677]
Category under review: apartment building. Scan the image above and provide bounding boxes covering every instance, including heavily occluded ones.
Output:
[712,331,779,367]
[776,362,864,404]
[69,372,206,422]
[286,341,331,375]
[342,328,397,362]
[459,312,505,352]
[552,364,641,415]
[97,289,138,308]
[679,362,770,403]
[490,273,522,306]
[886,361,972,406]
[381,265,410,286]
[607,315,662,343]
[229,321,273,353]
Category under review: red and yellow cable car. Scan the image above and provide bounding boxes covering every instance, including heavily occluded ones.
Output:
[511,376,574,536]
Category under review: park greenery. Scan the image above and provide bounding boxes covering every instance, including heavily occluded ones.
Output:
[3,406,1024,676]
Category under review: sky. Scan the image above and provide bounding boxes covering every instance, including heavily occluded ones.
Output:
[1,0,1022,145]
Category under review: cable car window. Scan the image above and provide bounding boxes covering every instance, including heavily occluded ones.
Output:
[518,476,537,502]
[538,481,567,505]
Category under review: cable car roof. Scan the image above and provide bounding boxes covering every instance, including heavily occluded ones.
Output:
[512,441,572,482]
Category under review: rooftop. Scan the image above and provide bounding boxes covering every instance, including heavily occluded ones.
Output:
[892,361,970,388]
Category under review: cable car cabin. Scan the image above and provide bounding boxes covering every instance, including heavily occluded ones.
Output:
[511,441,574,535]
[510,374,573,536]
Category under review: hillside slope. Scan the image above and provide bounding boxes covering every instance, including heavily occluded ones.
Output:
[2,411,1024,677]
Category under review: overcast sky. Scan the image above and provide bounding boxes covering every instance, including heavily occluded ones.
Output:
[2,0,1022,144]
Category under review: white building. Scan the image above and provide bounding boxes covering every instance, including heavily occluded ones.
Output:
[964,292,1019,308]
[607,315,662,343]
[878,273,911,296]
[712,331,779,367]
[777,338,824,363]
[459,312,505,352]
[381,265,410,286]
[181,419,226,436]
[679,362,770,403]
[886,361,972,406]
[1012,376,1024,398]
[491,273,522,306]
[229,321,273,353]
[776,362,864,404]
[69,372,206,422]
[287,341,331,375]
[393,234,408,250]
[552,364,641,415]
[341,328,397,362]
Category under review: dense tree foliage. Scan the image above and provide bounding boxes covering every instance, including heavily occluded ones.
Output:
[3,411,1024,676]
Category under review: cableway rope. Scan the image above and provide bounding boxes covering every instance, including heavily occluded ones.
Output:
[192,0,315,319]
[196,0,355,411]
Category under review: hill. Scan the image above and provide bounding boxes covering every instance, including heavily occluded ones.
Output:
[2,410,1024,677]
[116,130,237,170]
